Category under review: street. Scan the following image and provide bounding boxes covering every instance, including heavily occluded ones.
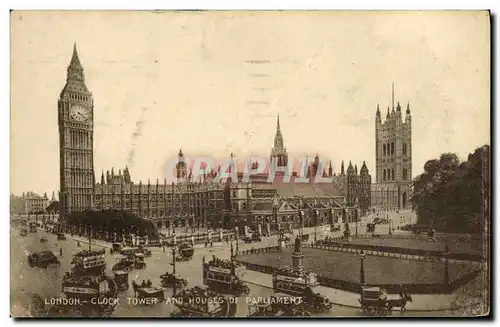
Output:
[10,216,458,317]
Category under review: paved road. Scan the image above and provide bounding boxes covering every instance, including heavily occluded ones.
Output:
[10,218,457,318]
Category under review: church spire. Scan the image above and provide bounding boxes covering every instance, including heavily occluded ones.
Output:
[391,82,395,110]
[70,43,83,70]
[67,43,85,81]
[273,113,284,150]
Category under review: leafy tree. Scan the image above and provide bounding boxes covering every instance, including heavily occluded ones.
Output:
[410,146,489,234]
[46,201,59,213]
[66,210,159,237]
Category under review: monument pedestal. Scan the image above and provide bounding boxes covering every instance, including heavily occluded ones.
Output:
[292,251,304,267]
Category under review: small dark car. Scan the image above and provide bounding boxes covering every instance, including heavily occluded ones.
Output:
[28,251,60,268]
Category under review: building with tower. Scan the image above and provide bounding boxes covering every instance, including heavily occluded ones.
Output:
[58,44,95,217]
[371,85,412,210]
[56,45,372,231]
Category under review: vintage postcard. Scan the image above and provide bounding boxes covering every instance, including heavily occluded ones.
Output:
[10,10,491,318]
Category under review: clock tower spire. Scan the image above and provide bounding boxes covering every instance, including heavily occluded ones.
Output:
[58,44,95,217]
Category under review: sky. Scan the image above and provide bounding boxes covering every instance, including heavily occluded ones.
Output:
[10,11,490,196]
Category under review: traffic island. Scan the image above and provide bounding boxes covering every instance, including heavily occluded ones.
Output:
[236,247,481,294]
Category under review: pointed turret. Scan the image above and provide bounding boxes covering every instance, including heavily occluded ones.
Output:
[341,160,345,176]
[273,114,285,150]
[354,164,358,175]
[65,43,86,83]
[376,103,381,124]
[406,102,412,124]
[328,160,333,177]
[69,43,83,70]
[347,161,355,175]
[101,171,105,185]
[360,161,369,175]
[51,191,56,202]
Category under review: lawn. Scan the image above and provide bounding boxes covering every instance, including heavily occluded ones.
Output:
[238,248,478,285]
[348,235,483,255]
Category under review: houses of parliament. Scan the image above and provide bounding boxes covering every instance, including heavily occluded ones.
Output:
[58,45,411,231]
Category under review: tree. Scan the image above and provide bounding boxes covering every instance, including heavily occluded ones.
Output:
[66,210,159,237]
[46,201,59,213]
[410,146,489,234]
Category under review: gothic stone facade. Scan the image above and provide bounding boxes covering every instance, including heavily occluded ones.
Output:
[371,87,413,210]
[58,46,369,228]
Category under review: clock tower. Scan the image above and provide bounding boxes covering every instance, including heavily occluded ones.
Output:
[58,44,95,217]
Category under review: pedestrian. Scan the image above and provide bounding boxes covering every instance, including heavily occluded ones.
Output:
[59,248,63,256]
[141,280,147,288]
[163,246,165,253]
[210,241,213,247]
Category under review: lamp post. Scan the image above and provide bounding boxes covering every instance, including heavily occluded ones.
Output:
[171,246,177,295]
[88,225,92,251]
[444,245,450,287]
[314,210,318,244]
[355,210,359,237]
[359,249,366,285]
[388,219,392,235]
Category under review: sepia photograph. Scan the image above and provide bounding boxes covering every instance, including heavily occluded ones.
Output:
[9,10,491,318]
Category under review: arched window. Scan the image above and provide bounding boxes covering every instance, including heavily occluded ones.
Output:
[403,168,408,181]
[403,143,407,155]
[392,169,395,181]
[383,144,386,156]
[383,170,386,181]
[391,142,395,156]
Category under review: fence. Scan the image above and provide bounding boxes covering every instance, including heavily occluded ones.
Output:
[314,239,483,262]
[235,259,482,295]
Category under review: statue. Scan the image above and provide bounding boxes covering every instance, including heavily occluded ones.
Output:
[294,236,302,253]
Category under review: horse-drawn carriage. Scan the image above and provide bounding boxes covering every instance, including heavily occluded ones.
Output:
[160,272,188,288]
[358,286,412,316]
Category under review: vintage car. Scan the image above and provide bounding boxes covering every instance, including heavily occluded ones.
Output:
[366,223,376,233]
[40,237,48,243]
[160,272,188,288]
[20,228,28,237]
[28,251,60,268]
[111,256,134,272]
[176,244,194,262]
[138,245,152,257]
[114,270,129,291]
[243,234,262,243]
[111,243,122,253]
[134,253,146,269]
[57,233,67,240]
[330,224,341,232]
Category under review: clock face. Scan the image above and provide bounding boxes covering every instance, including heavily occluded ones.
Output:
[70,106,90,122]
